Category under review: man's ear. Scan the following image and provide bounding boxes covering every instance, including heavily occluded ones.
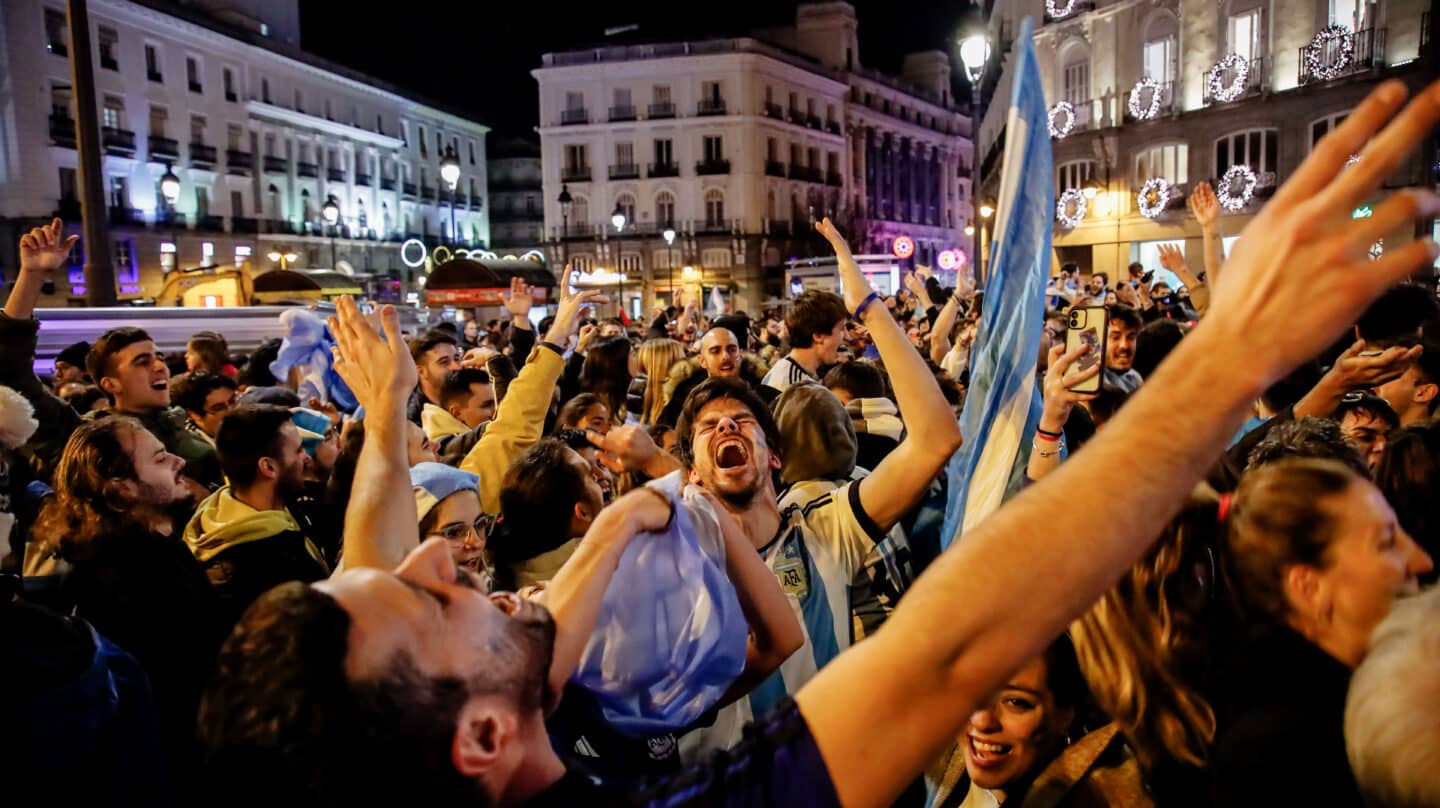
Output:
[257,456,279,482]
[1415,381,1438,408]
[99,375,120,396]
[448,403,466,420]
[451,698,518,779]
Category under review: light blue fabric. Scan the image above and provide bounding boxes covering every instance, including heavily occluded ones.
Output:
[268,309,357,413]
[941,20,1051,551]
[572,472,748,737]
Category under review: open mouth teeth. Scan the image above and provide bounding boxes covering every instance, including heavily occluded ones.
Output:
[151,382,168,390]
[971,738,1011,755]
[716,442,747,469]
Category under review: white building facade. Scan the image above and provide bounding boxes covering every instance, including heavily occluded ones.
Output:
[975,0,1435,281]
[533,2,974,315]
[487,137,545,251]
[1,0,491,305]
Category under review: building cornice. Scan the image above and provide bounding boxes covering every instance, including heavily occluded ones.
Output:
[245,101,406,149]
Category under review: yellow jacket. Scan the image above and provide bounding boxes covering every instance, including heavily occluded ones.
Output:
[460,343,564,514]
[421,402,470,441]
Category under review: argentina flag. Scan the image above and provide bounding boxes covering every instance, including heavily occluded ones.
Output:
[940,19,1052,549]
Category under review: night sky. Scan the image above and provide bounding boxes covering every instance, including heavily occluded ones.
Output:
[299,0,980,137]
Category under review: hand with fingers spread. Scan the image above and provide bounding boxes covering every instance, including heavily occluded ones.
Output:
[1204,78,1440,386]
[19,218,79,276]
[1295,339,1424,419]
[544,268,608,348]
[587,425,681,479]
[1040,342,1099,433]
[328,297,416,415]
[1157,244,1188,275]
[502,276,535,326]
[815,217,876,316]
[1188,182,1221,231]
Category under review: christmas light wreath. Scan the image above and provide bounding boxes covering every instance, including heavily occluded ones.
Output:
[1128,77,1162,121]
[1206,54,1250,103]
[1217,165,1257,212]
[1046,0,1079,19]
[1137,178,1173,219]
[1306,25,1354,82]
[1056,189,1088,228]
[1048,102,1076,139]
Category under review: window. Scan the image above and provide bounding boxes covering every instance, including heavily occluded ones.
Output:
[46,8,68,55]
[145,44,161,81]
[51,83,72,116]
[223,67,237,101]
[1143,37,1175,84]
[653,85,670,103]
[1228,9,1261,63]
[376,114,384,135]
[435,130,443,155]
[264,132,277,157]
[1063,61,1090,107]
[565,91,584,111]
[571,195,589,225]
[1330,0,1363,30]
[324,99,333,120]
[225,124,243,151]
[616,142,634,166]
[59,167,77,200]
[806,98,816,117]
[161,240,176,273]
[1215,128,1278,177]
[1309,111,1351,150]
[261,78,271,103]
[702,135,724,162]
[807,146,819,168]
[1134,143,1188,184]
[293,88,303,113]
[419,125,428,157]
[653,138,673,165]
[704,189,725,226]
[702,248,732,268]
[187,56,202,93]
[571,254,593,272]
[190,115,206,144]
[1056,159,1095,193]
[196,187,209,217]
[102,96,123,129]
[766,137,777,161]
[468,140,476,165]
[564,144,589,171]
[202,241,214,263]
[827,152,839,174]
[655,191,675,226]
[149,105,167,137]
[230,190,244,217]
[788,91,799,111]
[235,244,252,267]
[109,175,129,208]
[615,192,636,226]
[702,81,721,103]
[790,142,801,165]
[614,87,631,108]
[99,26,118,69]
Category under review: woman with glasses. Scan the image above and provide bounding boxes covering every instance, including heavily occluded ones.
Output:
[410,462,492,580]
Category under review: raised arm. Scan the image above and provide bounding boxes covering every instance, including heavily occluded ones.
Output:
[795,78,1440,807]
[929,295,960,367]
[1190,181,1225,290]
[329,298,419,570]
[815,218,962,532]
[1293,338,1421,419]
[1026,342,1098,481]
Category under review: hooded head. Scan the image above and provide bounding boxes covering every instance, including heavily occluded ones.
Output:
[772,382,857,486]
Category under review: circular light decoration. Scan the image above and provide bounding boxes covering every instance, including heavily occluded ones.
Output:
[1369,239,1384,261]
[1137,178,1173,220]
[1046,0,1078,18]
[1205,54,1250,103]
[937,249,959,270]
[1216,165,1257,212]
[1056,189,1088,229]
[1047,102,1076,139]
[521,249,546,263]
[400,238,427,268]
[892,235,915,259]
[1306,24,1354,82]
[430,245,453,266]
[1128,77,1162,121]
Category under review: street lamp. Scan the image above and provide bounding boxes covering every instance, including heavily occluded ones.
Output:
[440,144,461,246]
[610,202,627,314]
[267,250,299,270]
[610,202,627,232]
[964,224,976,237]
[663,226,676,307]
[322,195,340,269]
[556,184,573,266]
[958,29,991,284]
[1082,177,1102,200]
[160,163,181,275]
[979,202,995,219]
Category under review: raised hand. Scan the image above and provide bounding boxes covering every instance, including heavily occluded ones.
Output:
[1330,339,1422,390]
[328,296,416,415]
[1039,342,1099,432]
[501,276,535,320]
[587,425,681,479]
[543,267,607,347]
[1188,182,1221,230]
[306,396,343,426]
[815,217,873,315]
[1204,79,1440,387]
[19,218,79,275]
[1157,243,1187,274]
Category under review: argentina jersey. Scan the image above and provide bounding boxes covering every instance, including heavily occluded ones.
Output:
[760,355,815,395]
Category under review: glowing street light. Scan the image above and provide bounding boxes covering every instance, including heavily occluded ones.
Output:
[964,224,976,237]
[979,201,995,219]
[159,164,181,205]
[611,202,627,232]
[321,195,340,226]
[439,144,461,190]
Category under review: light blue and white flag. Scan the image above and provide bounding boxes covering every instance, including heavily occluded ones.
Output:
[941,19,1053,549]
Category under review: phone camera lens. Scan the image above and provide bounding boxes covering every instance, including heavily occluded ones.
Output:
[1069,313,1081,327]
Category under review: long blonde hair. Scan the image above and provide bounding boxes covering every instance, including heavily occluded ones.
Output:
[1070,490,1223,771]
[636,338,686,425]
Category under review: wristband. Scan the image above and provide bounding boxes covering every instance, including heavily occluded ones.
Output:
[1036,427,1063,440]
[854,291,883,320]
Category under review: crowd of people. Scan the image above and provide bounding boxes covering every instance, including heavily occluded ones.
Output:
[4,78,1440,807]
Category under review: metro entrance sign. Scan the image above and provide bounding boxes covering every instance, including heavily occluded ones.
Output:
[426,287,548,307]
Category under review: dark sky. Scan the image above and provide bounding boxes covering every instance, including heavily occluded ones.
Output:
[299,1,979,138]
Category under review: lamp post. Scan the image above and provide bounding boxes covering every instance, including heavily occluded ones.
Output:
[611,202,627,317]
[556,184,572,266]
[65,0,116,306]
[959,29,990,284]
[266,250,298,270]
[440,144,461,246]
[663,226,676,308]
[160,163,181,276]
[321,195,339,269]
[978,199,994,284]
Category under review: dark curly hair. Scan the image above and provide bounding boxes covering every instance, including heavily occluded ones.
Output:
[674,377,782,471]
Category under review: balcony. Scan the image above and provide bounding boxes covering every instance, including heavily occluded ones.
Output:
[648,161,680,178]
[327,167,346,182]
[148,135,179,161]
[647,101,676,119]
[100,55,117,71]
[102,127,136,155]
[264,219,296,235]
[420,185,436,202]
[609,163,641,180]
[765,160,786,177]
[787,107,807,125]
[826,171,844,187]
[49,113,76,148]
[57,198,82,221]
[190,143,217,167]
[806,114,822,130]
[402,181,417,198]
[789,164,821,183]
[609,105,637,122]
[763,102,784,120]
[232,216,259,234]
[1203,57,1268,105]
[380,176,397,191]
[1043,0,1095,24]
[561,165,592,182]
[826,119,842,135]
[110,206,144,227]
[263,155,289,173]
[297,161,319,178]
[1122,81,1176,123]
[697,98,727,116]
[696,159,730,175]
[561,108,589,125]
[698,218,731,234]
[196,214,225,232]
[355,173,372,187]
[1299,27,1385,85]
[155,209,187,229]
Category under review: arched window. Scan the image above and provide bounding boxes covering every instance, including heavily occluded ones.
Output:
[1056,159,1095,194]
[1141,11,1179,86]
[1059,39,1091,117]
[704,189,724,227]
[1215,128,1278,180]
[1308,111,1351,152]
[654,191,675,226]
[1134,142,1188,185]
[615,192,636,227]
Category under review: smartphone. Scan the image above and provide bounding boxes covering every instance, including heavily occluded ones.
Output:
[1065,306,1107,394]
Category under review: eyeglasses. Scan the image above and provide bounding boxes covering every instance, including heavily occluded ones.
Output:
[426,514,496,547]
[204,398,237,415]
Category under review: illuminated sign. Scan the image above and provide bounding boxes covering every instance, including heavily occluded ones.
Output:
[937,249,966,270]
[891,235,915,259]
[426,287,549,307]
[400,238,427,268]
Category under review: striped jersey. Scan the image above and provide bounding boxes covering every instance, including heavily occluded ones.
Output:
[761,355,815,395]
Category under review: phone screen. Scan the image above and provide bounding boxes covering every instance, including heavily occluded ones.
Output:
[1064,306,1107,394]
